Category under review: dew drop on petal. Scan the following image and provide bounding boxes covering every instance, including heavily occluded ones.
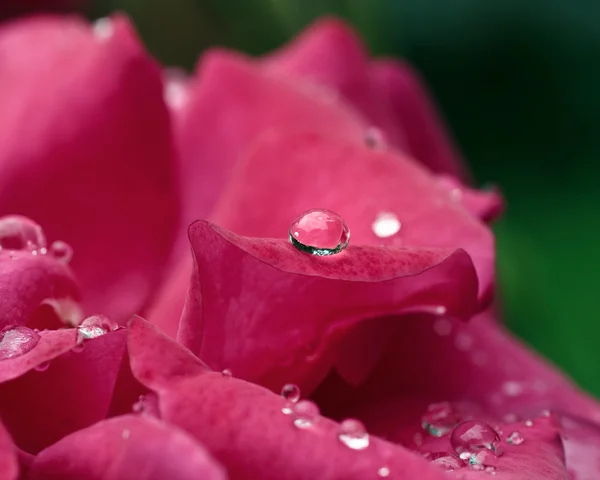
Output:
[525,420,533,427]
[377,466,391,477]
[451,421,501,456]
[371,212,401,238]
[293,400,319,429]
[428,452,466,471]
[34,361,50,372]
[281,383,300,414]
[502,381,523,397]
[506,431,524,446]
[76,315,119,342]
[289,209,350,256]
[422,402,461,437]
[0,326,40,360]
[221,368,233,378]
[338,418,370,450]
[49,240,73,263]
[364,127,386,149]
[0,216,47,253]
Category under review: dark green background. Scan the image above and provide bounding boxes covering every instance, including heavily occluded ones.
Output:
[88,1,599,395]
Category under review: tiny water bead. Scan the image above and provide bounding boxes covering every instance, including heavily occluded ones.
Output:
[281,383,301,415]
[506,431,525,446]
[289,209,350,256]
[292,400,319,429]
[525,420,533,427]
[377,466,391,477]
[337,418,370,450]
[221,368,232,378]
[49,240,73,263]
[0,216,47,253]
[422,402,461,437]
[451,421,501,456]
[0,326,40,360]
[428,452,465,471]
[76,315,119,342]
[371,212,401,238]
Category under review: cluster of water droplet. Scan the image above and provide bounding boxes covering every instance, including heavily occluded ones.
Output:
[0,216,72,263]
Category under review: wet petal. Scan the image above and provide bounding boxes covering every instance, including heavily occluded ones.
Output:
[177,220,478,392]
[0,419,18,480]
[28,415,227,480]
[0,15,177,322]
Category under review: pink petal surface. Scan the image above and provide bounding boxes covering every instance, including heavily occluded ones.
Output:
[174,50,367,227]
[212,131,494,302]
[0,250,80,329]
[0,329,126,453]
[0,15,178,322]
[265,17,468,180]
[28,415,227,480]
[128,317,450,480]
[560,414,600,480]
[0,419,18,480]
[178,220,478,392]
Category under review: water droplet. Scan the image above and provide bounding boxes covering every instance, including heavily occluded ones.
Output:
[525,420,533,427]
[34,361,50,372]
[289,209,350,256]
[428,452,466,471]
[422,402,460,437]
[93,18,114,40]
[377,466,391,477]
[371,212,401,238]
[221,368,232,378]
[76,315,118,342]
[281,383,300,414]
[502,381,523,397]
[49,240,73,263]
[469,450,499,470]
[0,326,40,360]
[0,216,47,253]
[338,418,370,450]
[293,400,319,429]
[451,421,501,456]
[364,127,386,149]
[506,431,524,446]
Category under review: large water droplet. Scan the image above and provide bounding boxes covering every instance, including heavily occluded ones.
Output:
[289,209,350,256]
[338,418,370,450]
[0,326,40,360]
[377,466,391,477]
[293,400,319,429]
[49,240,73,263]
[371,212,401,238]
[281,383,301,414]
[451,421,501,456]
[76,315,118,342]
[0,216,47,253]
[428,452,466,471]
[506,431,524,446]
[422,402,461,437]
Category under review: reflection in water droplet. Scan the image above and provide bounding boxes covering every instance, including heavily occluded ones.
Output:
[377,466,390,477]
[451,421,501,456]
[428,452,465,471]
[293,400,319,429]
[506,431,524,446]
[0,326,40,360]
[49,240,73,263]
[93,18,114,40]
[0,216,47,253]
[371,212,401,238]
[338,418,370,450]
[364,127,386,149]
[34,361,50,372]
[281,384,301,414]
[469,449,499,470]
[422,402,460,437]
[76,315,118,342]
[289,209,350,256]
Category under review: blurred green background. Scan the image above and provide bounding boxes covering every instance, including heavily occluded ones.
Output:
[50,1,600,395]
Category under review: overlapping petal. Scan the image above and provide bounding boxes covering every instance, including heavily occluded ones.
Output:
[0,418,18,480]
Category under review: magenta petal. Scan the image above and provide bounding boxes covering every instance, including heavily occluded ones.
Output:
[0,250,81,329]
[28,415,227,480]
[128,317,448,480]
[0,329,126,453]
[212,131,494,302]
[177,220,478,392]
[0,15,177,322]
[175,50,367,226]
[0,419,18,480]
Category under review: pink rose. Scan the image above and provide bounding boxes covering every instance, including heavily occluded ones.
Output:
[0,13,598,480]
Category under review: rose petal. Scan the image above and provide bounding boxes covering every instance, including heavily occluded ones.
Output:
[0,250,80,329]
[0,329,126,453]
[211,131,494,302]
[28,415,227,480]
[174,50,367,227]
[0,15,177,322]
[176,220,478,392]
[561,414,600,479]
[128,317,449,480]
[0,418,18,480]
